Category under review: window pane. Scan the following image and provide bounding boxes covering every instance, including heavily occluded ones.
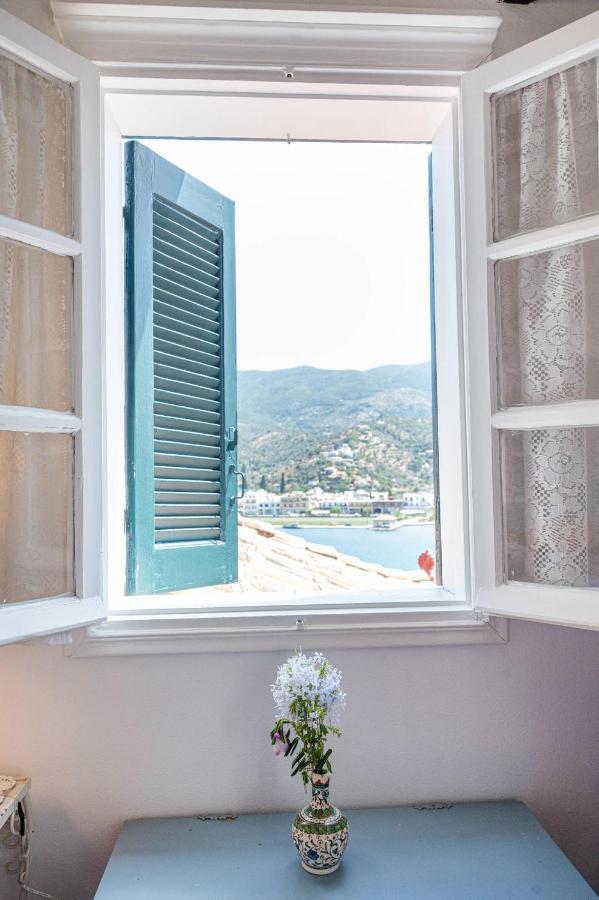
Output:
[0,238,72,410]
[496,239,599,407]
[501,428,599,587]
[0,53,71,235]
[0,432,74,603]
[493,57,599,240]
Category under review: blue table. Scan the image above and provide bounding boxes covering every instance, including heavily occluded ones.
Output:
[95,801,596,898]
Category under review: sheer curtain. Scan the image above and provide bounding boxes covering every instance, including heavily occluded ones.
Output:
[494,60,599,587]
[0,55,73,604]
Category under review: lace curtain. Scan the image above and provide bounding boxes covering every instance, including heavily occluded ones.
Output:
[0,55,73,603]
[494,59,599,587]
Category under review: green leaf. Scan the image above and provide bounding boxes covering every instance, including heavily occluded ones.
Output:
[285,737,298,758]
[313,748,332,774]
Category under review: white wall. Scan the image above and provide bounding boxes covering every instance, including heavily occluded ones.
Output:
[0,620,598,898]
[0,1,598,898]
[0,0,57,38]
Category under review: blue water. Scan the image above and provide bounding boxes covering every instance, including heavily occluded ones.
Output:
[286,524,436,571]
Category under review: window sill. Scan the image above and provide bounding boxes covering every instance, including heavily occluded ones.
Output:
[67,597,508,657]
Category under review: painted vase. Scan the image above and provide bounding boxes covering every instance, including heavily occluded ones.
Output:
[292,773,348,875]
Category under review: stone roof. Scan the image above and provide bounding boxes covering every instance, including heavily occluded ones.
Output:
[216,517,430,595]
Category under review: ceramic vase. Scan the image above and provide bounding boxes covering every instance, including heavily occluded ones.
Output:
[291,773,348,875]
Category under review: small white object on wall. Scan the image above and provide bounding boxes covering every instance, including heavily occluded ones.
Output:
[0,776,28,832]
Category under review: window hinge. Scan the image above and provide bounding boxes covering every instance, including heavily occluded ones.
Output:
[474,609,490,624]
[226,426,238,449]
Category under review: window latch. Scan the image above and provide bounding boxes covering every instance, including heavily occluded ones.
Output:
[234,469,246,501]
[229,467,245,505]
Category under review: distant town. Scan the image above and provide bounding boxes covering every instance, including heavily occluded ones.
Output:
[239,486,434,519]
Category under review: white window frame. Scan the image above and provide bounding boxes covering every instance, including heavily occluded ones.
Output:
[0,9,103,646]
[462,11,599,631]
[0,5,518,653]
[67,71,513,657]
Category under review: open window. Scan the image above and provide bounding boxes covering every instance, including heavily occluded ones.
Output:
[0,10,103,645]
[463,12,599,629]
[107,86,473,622]
[3,4,598,651]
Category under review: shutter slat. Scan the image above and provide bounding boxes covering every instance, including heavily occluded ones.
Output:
[154,197,220,246]
[154,273,220,314]
[155,414,220,437]
[154,312,220,353]
[154,375,220,404]
[154,439,220,459]
[154,246,220,286]
[155,450,220,469]
[154,344,220,376]
[153,214,220,260]
[155,527,221,543]
[154,220,219,260]
[155,478,220,493]
[156,490,221,504]
[154,262,220,304]
[154,289,219,328]
[156,504,221,517]
[152,194,224,546]
[153,231,221,277]
[155,464,221,481]
[155,428,220,448]
[154,387,221,415]
[154,317,220,356]
[154,218,219,258]
[154,309,220,346]
[154,402,220,427]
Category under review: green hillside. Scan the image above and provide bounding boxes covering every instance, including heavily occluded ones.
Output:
[237,364,433,495]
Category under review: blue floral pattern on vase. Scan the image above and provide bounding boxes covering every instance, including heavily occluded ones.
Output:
[291,773,348,875]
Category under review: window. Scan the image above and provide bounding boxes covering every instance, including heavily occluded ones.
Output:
[2,5,598,652]
[462,16,599,629]
[125,138,437,601]
[0,9,103,645]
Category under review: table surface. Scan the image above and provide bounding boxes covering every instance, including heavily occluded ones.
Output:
[95,801,596,899]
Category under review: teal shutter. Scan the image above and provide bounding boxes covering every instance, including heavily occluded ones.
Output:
[125,141,238,594]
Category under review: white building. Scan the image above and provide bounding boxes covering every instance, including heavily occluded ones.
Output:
[401,491,434,512]
[240,490,282,517]
[317,489,392,514]
[280,492,317,515]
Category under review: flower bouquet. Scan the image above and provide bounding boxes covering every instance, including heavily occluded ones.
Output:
[270,652,348,875]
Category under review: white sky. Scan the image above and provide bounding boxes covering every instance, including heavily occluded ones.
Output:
[143,140,432,371]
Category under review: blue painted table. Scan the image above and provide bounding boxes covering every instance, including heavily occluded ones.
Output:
[95,802,596,898]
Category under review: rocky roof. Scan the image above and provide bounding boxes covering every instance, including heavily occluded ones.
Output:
[216,517,430,595]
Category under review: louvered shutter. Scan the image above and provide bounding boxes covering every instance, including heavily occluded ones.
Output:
[125,141,238,594]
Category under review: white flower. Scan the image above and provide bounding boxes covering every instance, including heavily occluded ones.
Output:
[271,652,346,726]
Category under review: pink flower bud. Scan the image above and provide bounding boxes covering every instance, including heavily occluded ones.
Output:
[272,734,288,756]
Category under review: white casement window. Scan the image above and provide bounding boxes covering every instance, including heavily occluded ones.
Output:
[0,10,103,645]
[462,13,599,630]
[1,6,598,652]
[95,92,481,655]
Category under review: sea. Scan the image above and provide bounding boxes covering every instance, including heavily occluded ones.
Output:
[281,523,436,572]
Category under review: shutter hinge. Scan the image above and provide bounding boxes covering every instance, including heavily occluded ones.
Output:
[226,426,238,449]
[124,508,130,533]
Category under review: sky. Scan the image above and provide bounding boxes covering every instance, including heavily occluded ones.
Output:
[143,139,432,372]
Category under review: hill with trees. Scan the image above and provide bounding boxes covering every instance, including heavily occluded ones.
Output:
[238,364,433,495]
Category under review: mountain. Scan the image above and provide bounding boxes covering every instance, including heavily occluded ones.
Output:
[237,363,433,495]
